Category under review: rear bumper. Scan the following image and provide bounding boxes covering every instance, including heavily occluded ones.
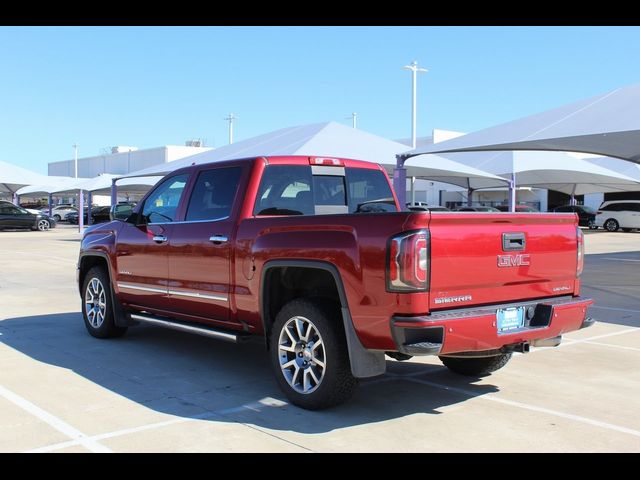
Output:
[391,296,594,356]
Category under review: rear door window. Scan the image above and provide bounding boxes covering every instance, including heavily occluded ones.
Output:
[254,166,314,216]
[346,168,397,213]
[185,167,242,221]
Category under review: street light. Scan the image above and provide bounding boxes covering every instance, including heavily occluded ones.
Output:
[394,61,428,208]
[73,143,78,178]
[224,113,236,144]
[403,60,428,149]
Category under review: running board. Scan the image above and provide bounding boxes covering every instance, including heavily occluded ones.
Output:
[130,313,250,343]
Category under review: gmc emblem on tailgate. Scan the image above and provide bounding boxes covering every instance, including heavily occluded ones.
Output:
[497,254,531,267]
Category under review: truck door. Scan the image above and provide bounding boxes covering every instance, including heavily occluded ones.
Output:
[115,174,190,312]
[166,165,243,328]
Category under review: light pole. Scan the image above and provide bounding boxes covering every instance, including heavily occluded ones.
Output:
[350,112,357,129]
[225,113,236,144]
[73,143,78,178]
[403,60,427,149]
[394,60,427,208]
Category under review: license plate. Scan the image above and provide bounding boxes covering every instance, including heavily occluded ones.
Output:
[497,307,525,333]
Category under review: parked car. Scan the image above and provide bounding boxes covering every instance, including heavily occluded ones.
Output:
[406,202,450,212]
[78,155,593,410]
[594,200,640,232]
[552,205,597,229]
[455,206,501,212]
[110,201,137,221]
[43,205,78,222]
[495,205,539,212]
[0,203,56,231]
[67,206,112,225]
[1,200,47,216]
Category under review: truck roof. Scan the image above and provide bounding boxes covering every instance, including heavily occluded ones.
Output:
[168,155,386,177]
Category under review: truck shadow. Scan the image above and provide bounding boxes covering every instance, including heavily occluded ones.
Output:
[0,312,499,435]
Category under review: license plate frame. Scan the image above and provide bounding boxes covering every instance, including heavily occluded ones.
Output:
[496,306,525,333]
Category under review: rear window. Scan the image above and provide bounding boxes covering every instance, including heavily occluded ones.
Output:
[254,165,397,216]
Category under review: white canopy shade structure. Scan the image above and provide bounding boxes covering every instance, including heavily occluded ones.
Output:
[119,122,506,191]
[441,150,640,197]
[399,83,640,163]
[16,176,89,197]
[0,160,49,197]
[51,173,162,196]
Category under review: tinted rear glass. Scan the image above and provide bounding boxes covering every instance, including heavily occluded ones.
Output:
[254,165,397,215]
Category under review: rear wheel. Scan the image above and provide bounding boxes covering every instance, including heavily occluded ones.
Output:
[269,298,358,410]
[82,266,127,339]
[440,353,512,377]
[588,219,597,230]
[53,214,61,222]
[604,219,620,232]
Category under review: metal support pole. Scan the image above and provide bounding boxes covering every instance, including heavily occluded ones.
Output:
[467,188,474,207]
[87,191,92,226]
[403,61,428,150]
[410,177,416,205]
[48,194,53,217]
[12,192,18,206]
[509,172,517,213]
[570,184,577,205]
[78,189,84,233]
[352,112,357,129]
[225,113,236,144]
[393,155,407,209]
[111,178,118,207]
[73,144,78,179]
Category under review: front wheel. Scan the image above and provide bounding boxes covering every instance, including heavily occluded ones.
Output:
[588,220,598,230]
[269,299,358,410]
[37,219,50,231]
[440,353,512,377]
[82,266,127,339]
[604,219,620,232]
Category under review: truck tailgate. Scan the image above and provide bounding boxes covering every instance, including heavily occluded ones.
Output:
[428,213,579,309]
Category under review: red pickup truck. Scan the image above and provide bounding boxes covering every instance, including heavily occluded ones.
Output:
[77,156,594,409]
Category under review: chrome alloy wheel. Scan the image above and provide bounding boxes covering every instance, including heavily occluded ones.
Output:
[278,316,326,394]
[84,277,107,328]
[37,219,50,231]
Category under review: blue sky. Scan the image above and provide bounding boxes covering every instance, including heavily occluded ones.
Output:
[2,26,640,174]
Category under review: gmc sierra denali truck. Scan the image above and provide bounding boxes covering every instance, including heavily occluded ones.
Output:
[77,156,594,409]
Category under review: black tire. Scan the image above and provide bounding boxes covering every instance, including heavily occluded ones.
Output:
[35,219,50,231]
[81,266,127,339]
[588,220,597,230]
[440,353,512,377]
[604,219,619,232]
[269,298,358,410]
[53,214,61,222]
[622,228,633,232]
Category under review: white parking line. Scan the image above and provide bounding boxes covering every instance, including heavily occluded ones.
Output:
[582,341,640,353]
[25,397,288,453]
[407,377,640,439]
[590,305,640,314]
[0,384,111,453]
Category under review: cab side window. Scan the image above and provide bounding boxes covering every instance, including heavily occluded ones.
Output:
[185,167,242,221]
[141,174,189,224]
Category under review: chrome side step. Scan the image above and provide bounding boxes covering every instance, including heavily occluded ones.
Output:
[130,313,249,343]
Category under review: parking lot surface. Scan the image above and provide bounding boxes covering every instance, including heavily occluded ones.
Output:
[1,225,639,452]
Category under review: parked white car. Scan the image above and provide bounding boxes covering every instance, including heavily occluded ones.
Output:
[594,200,640,232]
[41,205,78,222]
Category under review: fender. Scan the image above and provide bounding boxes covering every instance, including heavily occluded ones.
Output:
[78,251,132,327]
[260,259,385,378]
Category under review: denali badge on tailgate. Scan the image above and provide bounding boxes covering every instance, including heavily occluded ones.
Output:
[497,254,531,267]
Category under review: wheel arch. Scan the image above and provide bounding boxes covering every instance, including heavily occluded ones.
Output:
[79,252,130,327]
[260,260,385,378]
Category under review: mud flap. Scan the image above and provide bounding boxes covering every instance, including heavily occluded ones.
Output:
[341,307,386,378]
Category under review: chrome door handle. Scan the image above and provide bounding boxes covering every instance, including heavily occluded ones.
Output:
[209,235,228,244]
[152,235,168,243]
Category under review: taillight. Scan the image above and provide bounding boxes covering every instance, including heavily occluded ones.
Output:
[576,227,584,277]
[387,229,429,291]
